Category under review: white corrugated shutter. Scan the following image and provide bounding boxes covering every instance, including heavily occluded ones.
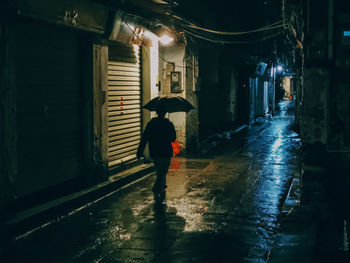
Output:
[107,42,141,167]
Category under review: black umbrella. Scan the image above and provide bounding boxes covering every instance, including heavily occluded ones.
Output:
[143,96,195,113]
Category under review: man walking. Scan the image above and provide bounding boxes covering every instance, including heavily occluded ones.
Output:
[137,108,176,201]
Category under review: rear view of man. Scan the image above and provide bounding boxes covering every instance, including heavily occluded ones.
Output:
[137,108,176,201]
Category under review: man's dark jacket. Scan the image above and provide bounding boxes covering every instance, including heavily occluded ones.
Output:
[137,117,176,158]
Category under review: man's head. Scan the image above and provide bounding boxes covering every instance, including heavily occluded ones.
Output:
[156,109,166,118]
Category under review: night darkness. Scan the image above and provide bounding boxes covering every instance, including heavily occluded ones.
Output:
[1,0,350,262]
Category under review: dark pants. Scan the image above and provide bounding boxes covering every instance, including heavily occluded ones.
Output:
[152,157,171,194]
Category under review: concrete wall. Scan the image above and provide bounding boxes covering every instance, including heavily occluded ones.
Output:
[159,43,187,151]
[185,55,199,153]
[142,39,159,161]
[220,66,237,123]
[328,2,350,149]
[0,23,16,220]
[301,67,329,145]
[329,83,350,148]
[157,43,200,153]
[249,78,256,121]
[93,42,108,178]
[300,0,331,146]
[282,77,292,98]
[255,77,265,117]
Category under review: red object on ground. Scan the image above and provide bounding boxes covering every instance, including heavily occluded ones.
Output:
[172,140,180,156]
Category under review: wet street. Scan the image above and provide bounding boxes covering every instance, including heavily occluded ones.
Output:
[3,101,300,263]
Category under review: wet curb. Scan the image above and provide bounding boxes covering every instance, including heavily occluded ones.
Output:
[5,164,155,238]
[281,175,301,216]
[198,118,272,155]
[198,124,248,154]
[267,166,315,263]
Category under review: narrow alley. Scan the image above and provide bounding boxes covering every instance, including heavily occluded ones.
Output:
[1,101,300,262]
[1,1,350,262]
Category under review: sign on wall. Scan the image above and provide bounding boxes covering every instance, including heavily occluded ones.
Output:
[171,71,182,93]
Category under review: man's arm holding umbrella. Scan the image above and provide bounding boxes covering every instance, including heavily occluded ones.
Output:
[137,123,150,159]
[169,122,176,142]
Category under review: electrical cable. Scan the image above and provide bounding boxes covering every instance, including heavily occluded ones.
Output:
[172,14,284,36]
[122,9,283,45]
[173,14,284,44]
[186,21,284,36]
[183,29,283,44]
[123,15,281,65]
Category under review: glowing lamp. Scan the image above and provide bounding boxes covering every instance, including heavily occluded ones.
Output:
[159,35,174,45]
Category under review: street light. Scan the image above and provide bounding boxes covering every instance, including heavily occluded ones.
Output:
[144,31,174,46]
[158,35,174,45]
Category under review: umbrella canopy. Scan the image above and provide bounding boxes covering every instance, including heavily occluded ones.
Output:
[143,96,195,113]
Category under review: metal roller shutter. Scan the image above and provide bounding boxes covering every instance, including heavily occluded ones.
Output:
[107,43,141,166]
[14,21,83,197]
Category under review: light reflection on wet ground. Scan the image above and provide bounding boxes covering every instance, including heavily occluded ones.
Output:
[2,101,300,262]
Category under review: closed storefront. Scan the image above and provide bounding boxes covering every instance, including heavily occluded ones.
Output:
[14,21,83,198]
[107,42,142,167]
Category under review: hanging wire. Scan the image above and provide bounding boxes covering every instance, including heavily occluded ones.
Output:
[183,29,283,44]
[172,14,284,35]
[121,8,284,45]
[186,21,284,35]
[122,14,282,65]
[171,13,285,44]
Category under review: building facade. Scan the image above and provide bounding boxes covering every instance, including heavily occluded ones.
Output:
[0,0,199,216]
